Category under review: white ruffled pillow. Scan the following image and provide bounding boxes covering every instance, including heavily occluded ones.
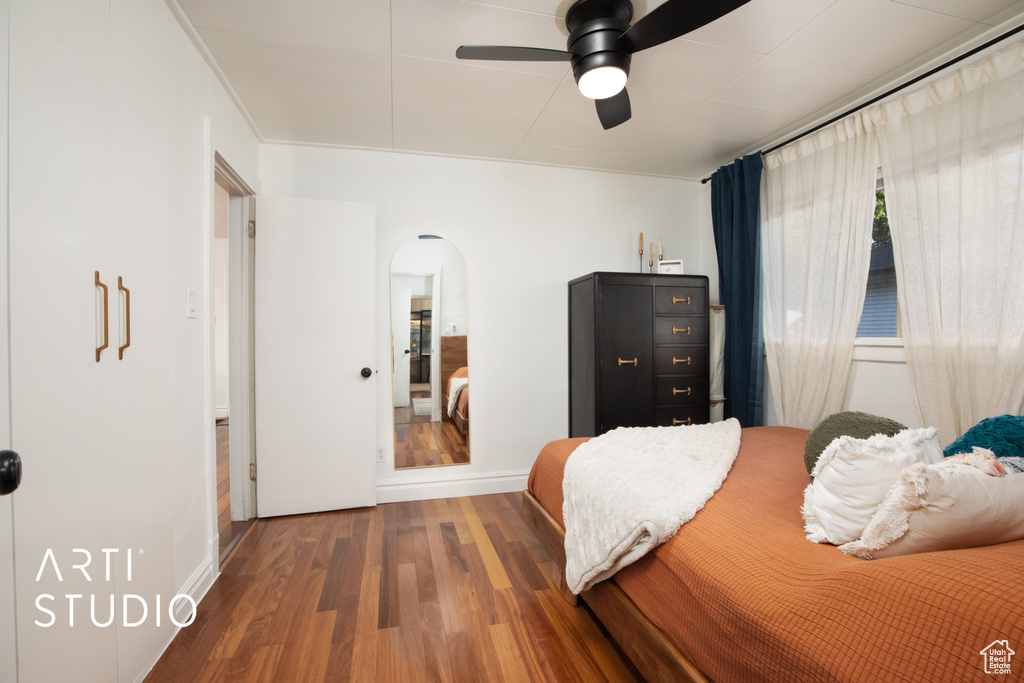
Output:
[802,427,943,545]
[839,448,1024,559]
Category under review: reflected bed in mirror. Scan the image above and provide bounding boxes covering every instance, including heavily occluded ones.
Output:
[390,235,469,469]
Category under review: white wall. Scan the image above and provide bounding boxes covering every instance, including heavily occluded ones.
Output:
[214,183,230,418]
[261,145,709,500]
[155,0,261,631]
[392,237,468,335]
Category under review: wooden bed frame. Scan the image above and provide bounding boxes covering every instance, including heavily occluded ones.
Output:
[440,335,468,438]
[522,491,708,683]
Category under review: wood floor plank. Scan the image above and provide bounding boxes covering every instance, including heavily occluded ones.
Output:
[424,518,465,634]
[459,497,512,590]
[317,536,350,613]
[146,494,639,683]
[490,621,533,682]
[344,564,380,681]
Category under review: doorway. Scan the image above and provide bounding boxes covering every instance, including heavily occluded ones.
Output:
[213,155,256,563]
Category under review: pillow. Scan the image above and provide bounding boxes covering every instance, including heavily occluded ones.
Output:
[804,411,907,476]
[944,414,1024,460]
[802,427,943,545]
[840,448,1024,559]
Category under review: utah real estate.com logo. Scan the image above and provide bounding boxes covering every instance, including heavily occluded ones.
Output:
[980,640,1015,676]
[33,548,197,628]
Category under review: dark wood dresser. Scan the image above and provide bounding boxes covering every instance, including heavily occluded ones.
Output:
[569,272,710,437]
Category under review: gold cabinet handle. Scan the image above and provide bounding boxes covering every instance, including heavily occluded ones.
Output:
[672,296,691,305]
[118,276,131,360]
[672,326,691,335]
[617,357,638,366]
[672,356,691,366]
[673,417,693,426]
[95,271,108,362]
[672,386,692,396]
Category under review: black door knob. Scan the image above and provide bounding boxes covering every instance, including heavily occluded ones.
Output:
[0,450,21,496]
[360,367,373,378]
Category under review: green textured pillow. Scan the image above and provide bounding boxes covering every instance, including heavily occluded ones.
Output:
[804,411,907,476]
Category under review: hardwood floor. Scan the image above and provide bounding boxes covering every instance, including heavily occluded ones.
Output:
[217,420,249,563]
[146,493,639,682]
[394,421,470,469]
[394,389,470,469]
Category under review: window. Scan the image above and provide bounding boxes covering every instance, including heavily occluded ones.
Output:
[857,178,899,337]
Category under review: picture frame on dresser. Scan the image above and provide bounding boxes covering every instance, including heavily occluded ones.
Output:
[658,259,684,275]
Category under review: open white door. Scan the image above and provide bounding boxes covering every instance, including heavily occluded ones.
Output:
[254,196,377,517]
[0,2,15,680]
[392,286,412,408]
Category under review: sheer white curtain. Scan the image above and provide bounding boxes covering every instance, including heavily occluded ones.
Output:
[872,41,1024,444]
[762,114,878,429]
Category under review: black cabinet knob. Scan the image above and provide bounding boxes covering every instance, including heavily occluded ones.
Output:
[360,367,373,378]
[0,450,21,496]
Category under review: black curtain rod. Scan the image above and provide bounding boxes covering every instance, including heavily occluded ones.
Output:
[699,20,1024,185]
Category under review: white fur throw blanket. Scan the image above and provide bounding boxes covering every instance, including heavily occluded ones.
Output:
[562,418,742,594]
[446,376,467,418]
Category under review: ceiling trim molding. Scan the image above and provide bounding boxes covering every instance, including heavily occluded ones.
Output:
[259,138,694,182]
[163,0,265,144]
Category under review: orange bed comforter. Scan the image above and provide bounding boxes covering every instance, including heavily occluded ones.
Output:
[527,426,1024,682]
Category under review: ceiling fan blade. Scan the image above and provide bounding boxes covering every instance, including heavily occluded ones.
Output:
[456,45,572,62]
[618,0,751,54]
[595,89,631,130]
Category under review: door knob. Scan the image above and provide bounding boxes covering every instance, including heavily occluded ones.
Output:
[0,450,21,496]
[361,367,373,378]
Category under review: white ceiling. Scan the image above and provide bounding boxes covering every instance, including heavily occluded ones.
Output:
[175,0,1024,180]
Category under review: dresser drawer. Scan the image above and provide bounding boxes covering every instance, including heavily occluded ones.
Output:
[654,347,708,376]
[654,405,710,428]
[655,286,706,315]
[655,376,709,405]
[655,316,707,345]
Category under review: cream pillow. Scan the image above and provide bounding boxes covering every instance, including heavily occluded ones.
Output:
[840,449,1024,559]
[802,427,943,545]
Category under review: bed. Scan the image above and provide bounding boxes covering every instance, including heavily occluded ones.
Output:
[440,335,469,439]
[444,366,469,437]
[524,426,1024,682]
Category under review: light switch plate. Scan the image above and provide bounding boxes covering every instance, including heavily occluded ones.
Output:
[186,287,197,319]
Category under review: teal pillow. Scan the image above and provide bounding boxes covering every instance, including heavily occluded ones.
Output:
[803,411,907,476]
[944,415,1024,460]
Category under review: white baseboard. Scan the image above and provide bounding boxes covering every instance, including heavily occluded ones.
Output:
[376,469,530,504]
[132,555,218,683]
[215,405,229,419]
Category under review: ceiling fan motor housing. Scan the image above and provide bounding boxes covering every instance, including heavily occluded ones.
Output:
[566,0,634,86]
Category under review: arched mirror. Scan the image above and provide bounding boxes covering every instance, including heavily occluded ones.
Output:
[391,235,469,469]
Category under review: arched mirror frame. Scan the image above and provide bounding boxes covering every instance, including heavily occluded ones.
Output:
[390,235,469,469]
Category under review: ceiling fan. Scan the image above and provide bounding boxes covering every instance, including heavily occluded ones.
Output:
[456,0,750,129]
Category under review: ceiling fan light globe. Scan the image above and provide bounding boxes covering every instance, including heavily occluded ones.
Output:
[578,65,627,99]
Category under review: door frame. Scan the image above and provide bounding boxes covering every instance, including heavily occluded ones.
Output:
[391,268,442,421]
[212,153,257,534]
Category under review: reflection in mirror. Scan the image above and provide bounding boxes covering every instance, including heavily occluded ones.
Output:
[391,235,469,469]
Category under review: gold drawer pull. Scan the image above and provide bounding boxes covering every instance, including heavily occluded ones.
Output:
[618,357,638,366]
[673,417,693,426]
[672,326,691,335]
[672,386,691,396]
[95,271,108,362]
[672,356,691,366]
[118,276,131,360]
[672,296,691,305]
